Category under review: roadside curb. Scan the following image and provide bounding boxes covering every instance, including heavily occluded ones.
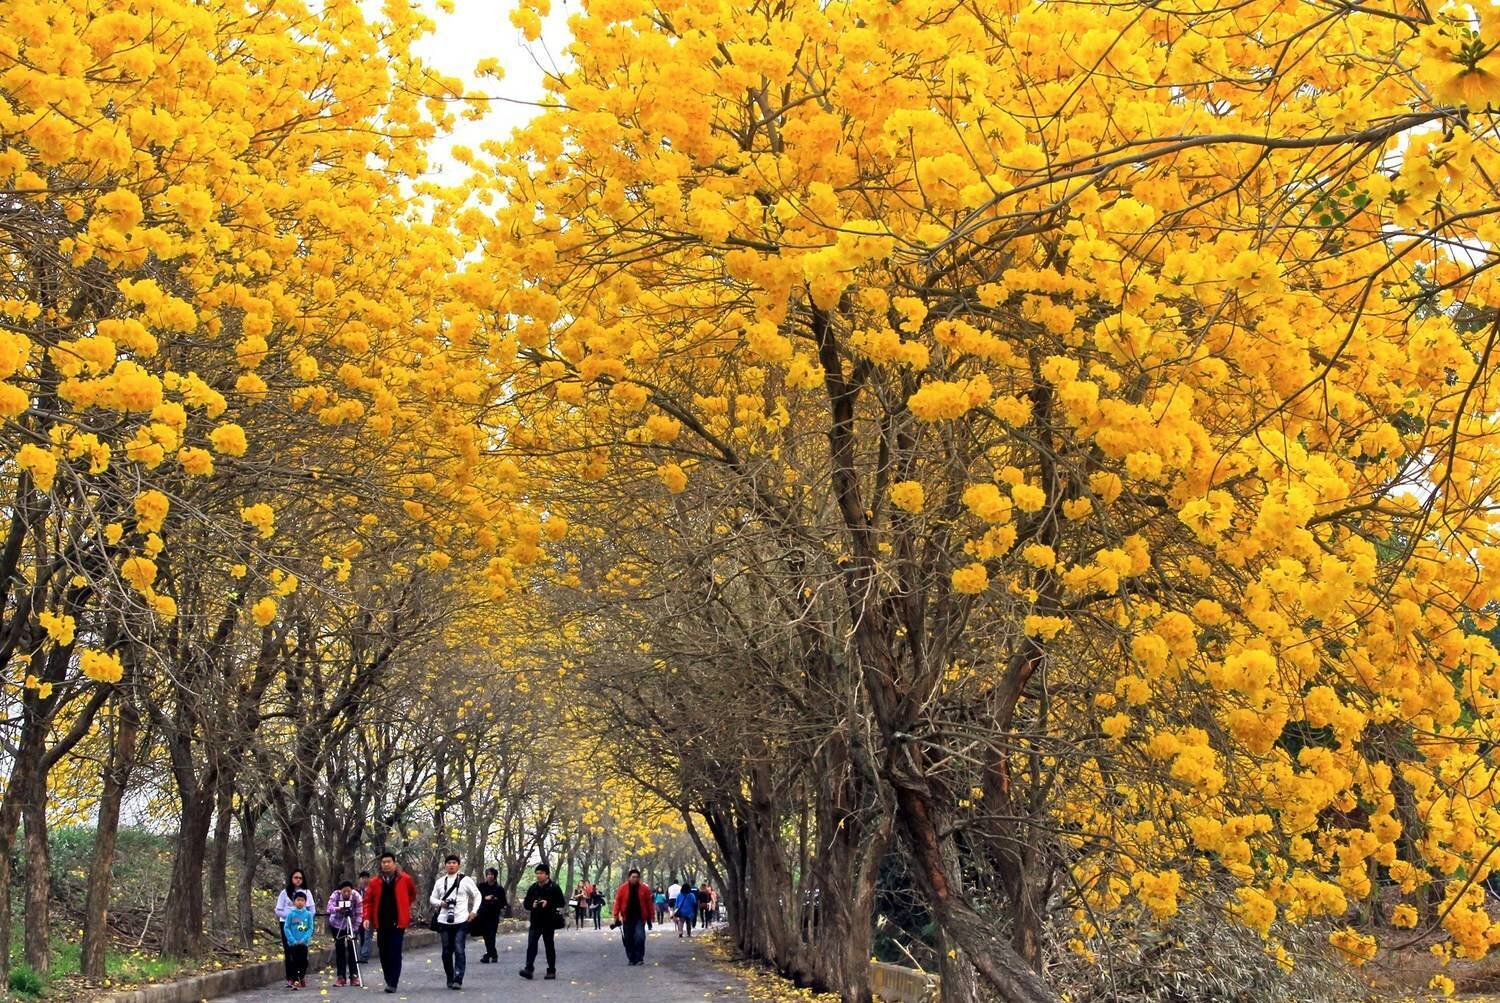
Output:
[95,931,438,1003]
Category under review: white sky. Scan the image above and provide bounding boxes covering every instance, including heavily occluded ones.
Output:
[413,0,578,177]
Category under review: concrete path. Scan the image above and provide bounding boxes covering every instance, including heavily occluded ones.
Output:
[217,925,745,1002]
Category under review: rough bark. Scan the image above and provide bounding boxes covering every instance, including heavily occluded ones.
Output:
[237,803,261,946]
[893,778,1054,1003]
[208,770,234,933]
[81,696,141,977]
[22,769,50,972]
[161,792,215,957]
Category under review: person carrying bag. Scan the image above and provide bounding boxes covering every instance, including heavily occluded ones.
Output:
[429,854,481,990]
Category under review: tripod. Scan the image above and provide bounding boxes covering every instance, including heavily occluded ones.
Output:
[334,920,362,986]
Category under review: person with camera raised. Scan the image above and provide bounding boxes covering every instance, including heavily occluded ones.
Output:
[518,862,566,981]
[327,880,365,987]
[429,854,481,991]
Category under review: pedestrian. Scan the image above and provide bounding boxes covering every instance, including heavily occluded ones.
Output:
[697,882,712,929]
[283,890,315,990]
[571,885,587,929]
[276,869,316,988]
[589,883,605,930]
[475,867,507,963]
[327,880,365,987]
[674,880,698,938]
[612,869,653,966]
[363,851,420,994]
[356,871,373,964]
[430,854,481,991]
[653,887,668,925]
[707,883,719,925]
[518,862,566,981]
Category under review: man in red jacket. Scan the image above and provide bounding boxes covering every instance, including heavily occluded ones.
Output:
[363,852,420,993]
[611,869,654,966]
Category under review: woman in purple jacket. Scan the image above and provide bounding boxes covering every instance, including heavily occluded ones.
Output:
[327,881,365,986]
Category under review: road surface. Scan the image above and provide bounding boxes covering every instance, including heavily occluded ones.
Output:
[218,925,746,1001]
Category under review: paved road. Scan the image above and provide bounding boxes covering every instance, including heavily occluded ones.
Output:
[220,925,744,1001]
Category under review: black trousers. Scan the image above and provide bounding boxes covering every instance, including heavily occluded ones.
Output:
[334,930,359,979]
[524,924,556,972]
[475,917,499,959]
[377,926,405,987]
[285,944,308,983]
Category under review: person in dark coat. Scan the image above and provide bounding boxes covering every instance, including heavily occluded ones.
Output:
[518,863,567,981]
[474,868,507,963]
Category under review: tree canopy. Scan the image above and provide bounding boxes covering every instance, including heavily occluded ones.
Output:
[7,0,1500,1000]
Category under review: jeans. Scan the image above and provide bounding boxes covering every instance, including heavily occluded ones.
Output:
[438,924,468,984]
[357,925,371,963]
[621,919,646,964]
[524,924,556,973]
[377,926,405,988]
[591,906,602,930]
[285,944,308,984]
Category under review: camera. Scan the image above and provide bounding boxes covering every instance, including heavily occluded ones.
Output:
[609,919,621,930]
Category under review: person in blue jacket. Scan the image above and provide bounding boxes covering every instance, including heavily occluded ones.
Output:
[673,880,698,939]
[283,891,315,989]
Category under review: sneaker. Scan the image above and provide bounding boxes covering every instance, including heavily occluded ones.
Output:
[336,980,347,988]
[518,969,534,980]
[352,978,362,987]
[451,983,463,991]
[544,971,556,980]
[384,985,397,994]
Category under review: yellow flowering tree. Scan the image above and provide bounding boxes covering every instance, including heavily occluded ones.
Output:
[464,0,1500,998]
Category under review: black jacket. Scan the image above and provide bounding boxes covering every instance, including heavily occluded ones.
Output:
[522,880,566,928]
[476,881,507,922]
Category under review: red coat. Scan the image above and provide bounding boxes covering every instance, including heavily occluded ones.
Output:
[364,870,419,929]
[613,881,654,921]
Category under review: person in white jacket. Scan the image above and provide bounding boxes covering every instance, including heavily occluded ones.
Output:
[274,869,316,986]
[430,855,481,990]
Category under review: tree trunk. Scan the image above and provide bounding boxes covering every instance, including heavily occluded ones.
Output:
[81,698,140,977]
[208,772,234,933]
[806,733,887,1003]
[237,804,260,947]
[893,777,1054,1003]
[22,771,50,972]
[162,793,215,957]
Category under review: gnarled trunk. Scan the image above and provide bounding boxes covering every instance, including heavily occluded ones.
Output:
[162,791,214,957]
[81,698,141,977]
[208,770,235,933]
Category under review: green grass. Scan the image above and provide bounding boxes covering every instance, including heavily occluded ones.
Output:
[7,964,44,998]
[5,924,184,997]
[51,940,183,983]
